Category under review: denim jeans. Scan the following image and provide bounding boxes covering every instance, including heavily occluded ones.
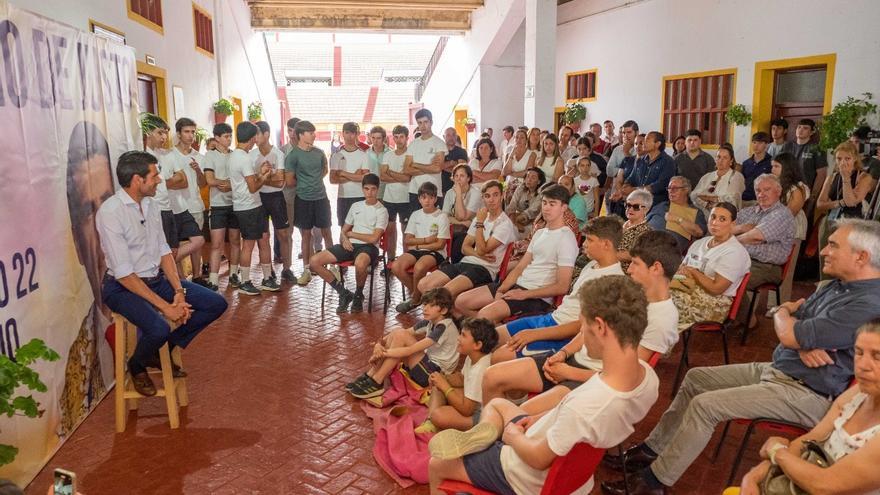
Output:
[102,274,228,374]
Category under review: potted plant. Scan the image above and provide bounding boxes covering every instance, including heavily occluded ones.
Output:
[247,102,263,122]
[819,92,876,151]
[459,117,477,132]
[724,104,752,126]
[212,98,235,124]
[564,102,587,127]
[192,127,209,151]
[0,339,59,466]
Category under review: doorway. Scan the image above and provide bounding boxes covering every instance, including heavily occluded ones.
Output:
[231,96,243,143]
[454,108,468,149]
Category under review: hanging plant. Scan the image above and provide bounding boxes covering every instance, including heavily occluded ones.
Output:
[247,102,263,121]
[458,117,477,131]
[564,103,587,125]
[212,98,235,116]
[0,339,59,466]
[819,92,876,152]
[724,104,752,126]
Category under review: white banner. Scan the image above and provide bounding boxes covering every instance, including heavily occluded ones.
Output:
[0,0,140,485]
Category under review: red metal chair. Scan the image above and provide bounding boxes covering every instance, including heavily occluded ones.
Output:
[438,443,605,495]
[384,226,453,313]
[670,273,751,398]
[741,243,798,344]
[321,233,387,313]
[496,243,516,282]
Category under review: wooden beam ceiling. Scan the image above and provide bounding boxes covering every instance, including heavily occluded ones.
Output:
[247,0,484,33]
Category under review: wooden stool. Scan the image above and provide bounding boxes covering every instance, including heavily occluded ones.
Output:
[113,313,188,432]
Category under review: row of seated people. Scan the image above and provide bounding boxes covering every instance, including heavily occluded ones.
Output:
[342,186,880,494]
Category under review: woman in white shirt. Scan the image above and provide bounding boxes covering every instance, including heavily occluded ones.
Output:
[536,134,564,183]
[527,127,542,152]
[469,138,503,190]
[502,129,537,192]
[691,143,746,216]
[443,164,483,262]
[734,322,880,495]
[671,202,751,331]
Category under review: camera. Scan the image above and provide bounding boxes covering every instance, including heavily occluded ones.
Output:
[852,126,880,159]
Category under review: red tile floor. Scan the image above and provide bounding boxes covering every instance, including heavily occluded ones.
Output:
[25,251,812,494]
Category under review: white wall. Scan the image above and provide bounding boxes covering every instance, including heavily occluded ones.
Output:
[555,0,880,158]
[21,0,279,141]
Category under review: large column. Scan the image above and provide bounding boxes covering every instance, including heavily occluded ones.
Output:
[523,0,556,129]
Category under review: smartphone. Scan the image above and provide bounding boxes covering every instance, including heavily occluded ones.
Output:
[53,468,76,495]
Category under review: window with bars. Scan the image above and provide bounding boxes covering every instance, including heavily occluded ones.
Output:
[128,0,163,33]
[565,70,597,102]
[193,5,214,56]
[662,71,735,146]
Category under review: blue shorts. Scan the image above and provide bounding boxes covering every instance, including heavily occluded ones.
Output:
[505,313,569,358]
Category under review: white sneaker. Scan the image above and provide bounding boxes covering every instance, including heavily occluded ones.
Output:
[296,270,312,286]
[328,265,342,283]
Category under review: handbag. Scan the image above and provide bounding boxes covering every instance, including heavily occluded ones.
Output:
[761,440,834,495]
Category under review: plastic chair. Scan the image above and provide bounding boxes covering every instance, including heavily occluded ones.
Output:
[384,226,453,313]
[670,273,751,398]
[113,313,187,432]
[321,233,387,313]
[438,443,605,495]
[741,243,798,344]
[496,243,516,282]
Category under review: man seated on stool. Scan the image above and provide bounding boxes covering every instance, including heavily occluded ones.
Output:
[97,151,228,397]
[427,275,659,495]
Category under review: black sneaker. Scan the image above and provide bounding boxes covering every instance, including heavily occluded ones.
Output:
[205,281,219,292]
[346,373,370,390]
[201,263,210,277]
[280,268,295,282]
[350,376,384,399]
[351,294,365,313]
[229,273,242,288]
[260,276,281,292]
[238,281,261,296]
[396,299,418,314]
[336,289,354,313]
[192,277,210,288]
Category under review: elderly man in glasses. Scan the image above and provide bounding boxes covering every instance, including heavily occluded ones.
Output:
[646,176,706,255]
[732,173,796,328]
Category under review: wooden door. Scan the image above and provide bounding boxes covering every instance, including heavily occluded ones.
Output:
[137,74,158,114]
[772,66,827,144]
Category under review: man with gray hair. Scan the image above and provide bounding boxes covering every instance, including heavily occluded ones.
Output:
[601,218,880,495]
[646,175,706,254]
[731,173,795,327]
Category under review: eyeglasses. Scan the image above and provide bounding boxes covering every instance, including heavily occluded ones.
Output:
[708,180,718,194]
[625,203,644,210]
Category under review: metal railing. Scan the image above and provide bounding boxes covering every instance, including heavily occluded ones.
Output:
[415,36,448,102]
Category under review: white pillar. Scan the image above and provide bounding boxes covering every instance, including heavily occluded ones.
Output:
[523,0,556,130]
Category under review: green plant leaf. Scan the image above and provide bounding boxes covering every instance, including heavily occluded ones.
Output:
[11,396,38,418]
[0,445,18,466]
[14,339,60,366]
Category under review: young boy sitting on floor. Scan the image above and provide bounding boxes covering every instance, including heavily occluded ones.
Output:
[348,287,459,399]
[416,318,499,434]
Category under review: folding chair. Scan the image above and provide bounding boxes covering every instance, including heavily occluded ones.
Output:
[439,443,605,495]
[384,226,453,313]
[741,243,797,344]
[670,273,751,398]
[321,233,387,313]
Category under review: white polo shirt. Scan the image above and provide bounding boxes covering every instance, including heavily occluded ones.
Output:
[229,148,262,212]
[407,134,446,197]
[250,145,285,194]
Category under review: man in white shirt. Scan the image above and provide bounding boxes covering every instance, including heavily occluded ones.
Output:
[251,121,293,282]
[455,185,578,323]
[330,121,371,234]
[380,125,414,261]
[229,121,279,296]
[96,151,228,397]
[203,123,239,291]
[602,120,620,149]
[427,275,659,495]
[309,173,388,313]
[405,109,447,213]
[160,118,207,280]
[558,125,578,163]
[499,125,515,163]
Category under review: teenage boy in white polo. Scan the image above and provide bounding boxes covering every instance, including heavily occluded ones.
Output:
[252,120,294,282]
[203,122,240,291]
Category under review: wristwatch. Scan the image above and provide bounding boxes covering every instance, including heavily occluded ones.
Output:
[175,287,187,295]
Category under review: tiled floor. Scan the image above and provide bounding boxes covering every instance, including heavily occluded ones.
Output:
[25,257,809,494]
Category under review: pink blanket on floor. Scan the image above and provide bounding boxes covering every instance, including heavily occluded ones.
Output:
[360,369,434,487]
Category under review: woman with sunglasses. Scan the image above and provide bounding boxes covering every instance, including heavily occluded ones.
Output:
[617,189,654,271]
[691,143,745,216]
[670,202,751,330]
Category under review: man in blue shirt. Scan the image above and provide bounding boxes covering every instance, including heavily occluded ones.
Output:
[741,131,773,206]
[623,131,676,207]
[601,218,880,495]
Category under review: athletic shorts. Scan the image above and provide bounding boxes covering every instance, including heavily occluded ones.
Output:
[337,196,364,227]
[160,210,179,249]
[438,262,493,288]
[462,439,518,495]
[234,206,269,241]
[174,211,202,241]
[384,201,413,224]
[406,249,446,267]
[486,283,552,318]
[402,354,442,388]
[505,313,567,358]
[192,210,205,231]
[530,352,591,392]
[260,191,290,230]
[209,205,239,230]
[327,243,380,267]
[293,196,332,230]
